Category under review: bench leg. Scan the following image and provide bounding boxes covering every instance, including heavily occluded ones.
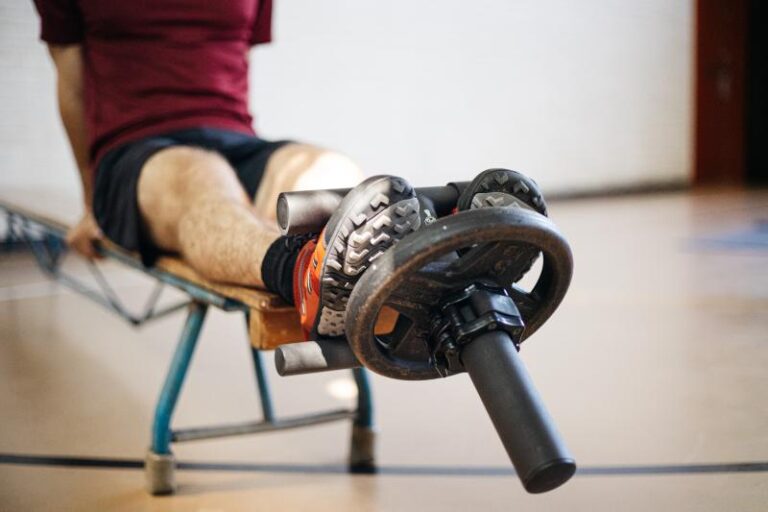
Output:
[349,367,376,471]
[250,346,276,422]
[245,313,276,423]
[145,302,208,495]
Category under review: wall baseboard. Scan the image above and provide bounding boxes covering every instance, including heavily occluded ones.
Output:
[547,180,690,202]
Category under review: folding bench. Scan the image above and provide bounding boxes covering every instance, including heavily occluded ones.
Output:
[0,189,374,494]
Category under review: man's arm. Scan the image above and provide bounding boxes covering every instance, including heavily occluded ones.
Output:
[48,44,103,258]
[49,44,91,205]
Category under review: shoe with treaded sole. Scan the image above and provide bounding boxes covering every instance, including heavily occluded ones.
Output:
[294,175,421,339]
[457,168,548,284]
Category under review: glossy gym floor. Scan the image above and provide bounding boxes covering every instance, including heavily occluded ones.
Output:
[1,189,766,511]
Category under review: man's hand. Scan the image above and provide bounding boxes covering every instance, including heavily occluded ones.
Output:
[66,212,104,259]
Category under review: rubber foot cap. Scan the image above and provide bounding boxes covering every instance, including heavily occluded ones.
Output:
[145,450,176,495]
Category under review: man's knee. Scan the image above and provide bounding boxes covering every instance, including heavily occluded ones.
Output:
[254,143,364,219]
[290,146,364,191]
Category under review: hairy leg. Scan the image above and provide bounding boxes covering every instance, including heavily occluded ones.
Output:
[137,143,364,287]
[252,143,365,221]
[137,146,278,286]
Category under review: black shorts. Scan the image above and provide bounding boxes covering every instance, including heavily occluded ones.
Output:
[93,127,290,266]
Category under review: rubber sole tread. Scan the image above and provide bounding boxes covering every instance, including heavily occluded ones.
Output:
[459,168,548,285]
[316,176,420,337]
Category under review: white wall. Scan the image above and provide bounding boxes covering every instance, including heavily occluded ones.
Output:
[1,2,76,193]
[1,0,693,198]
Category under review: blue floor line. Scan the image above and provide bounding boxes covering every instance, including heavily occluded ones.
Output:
[692,220,768,251]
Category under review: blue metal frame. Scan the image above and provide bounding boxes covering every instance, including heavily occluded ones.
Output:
[2,205,376,469]
[251,346,276,423]
[151,302,208,455]
[4,209,194,325]
[352,368,374,428]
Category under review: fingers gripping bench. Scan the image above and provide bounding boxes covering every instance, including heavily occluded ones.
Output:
[0,189,375,495]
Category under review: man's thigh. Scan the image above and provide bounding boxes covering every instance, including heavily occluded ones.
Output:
[96,134,364,261]
[138,146,250,252]
[251,143,365,221]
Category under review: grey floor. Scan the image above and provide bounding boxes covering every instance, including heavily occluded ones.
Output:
[1,190,767,511]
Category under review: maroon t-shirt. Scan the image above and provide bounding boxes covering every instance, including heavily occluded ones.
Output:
[33,0,272,167]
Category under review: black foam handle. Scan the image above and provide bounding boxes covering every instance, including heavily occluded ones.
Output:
[461,331,576,493]
[277,182,470,235]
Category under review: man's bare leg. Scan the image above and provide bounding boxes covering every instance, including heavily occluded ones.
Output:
[137,144,363,287]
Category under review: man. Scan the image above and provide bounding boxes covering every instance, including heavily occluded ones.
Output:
[34,0,547,340]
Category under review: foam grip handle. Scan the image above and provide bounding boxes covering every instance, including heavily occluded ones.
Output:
[277,189,348,235]
[277,183,470,235]
[275,339,361,376]
[461,331,576,493]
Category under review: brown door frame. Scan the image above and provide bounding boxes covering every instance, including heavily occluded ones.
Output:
[694,0,747,185]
